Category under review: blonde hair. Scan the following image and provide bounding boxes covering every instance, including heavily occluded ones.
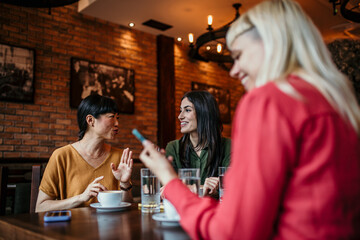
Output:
[226,0,360,134]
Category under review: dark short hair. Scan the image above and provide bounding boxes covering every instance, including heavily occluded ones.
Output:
[77,94,119,140]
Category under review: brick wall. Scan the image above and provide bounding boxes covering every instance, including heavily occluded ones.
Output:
[0,3,244,159]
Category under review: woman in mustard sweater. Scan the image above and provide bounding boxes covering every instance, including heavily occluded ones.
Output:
[36,94,133,212]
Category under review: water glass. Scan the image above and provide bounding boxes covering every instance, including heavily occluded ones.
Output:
[219,167,228,202]
[141,168,160,213]
[178,168,200,195]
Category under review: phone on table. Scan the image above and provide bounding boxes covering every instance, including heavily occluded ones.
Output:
[44,210,71,222]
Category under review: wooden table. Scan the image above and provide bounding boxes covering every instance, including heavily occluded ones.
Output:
[0,204,190,240]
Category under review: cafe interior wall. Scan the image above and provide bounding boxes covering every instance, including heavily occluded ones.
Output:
[0,2,243,159]
[0,3,158,159]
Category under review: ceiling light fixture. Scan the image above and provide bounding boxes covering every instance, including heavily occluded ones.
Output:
[129,22,135,28]
[188,3,241,70]
[329,0,360,23]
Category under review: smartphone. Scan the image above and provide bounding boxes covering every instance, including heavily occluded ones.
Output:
[44,210,71,222]
[132,129,146,143]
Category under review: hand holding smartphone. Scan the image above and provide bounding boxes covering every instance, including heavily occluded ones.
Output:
[132,129,162,152]
[44,210,71,222]
[132,129,146,144]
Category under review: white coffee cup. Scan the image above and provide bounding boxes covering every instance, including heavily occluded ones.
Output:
[163,199,180,220]
[97,190,123,207]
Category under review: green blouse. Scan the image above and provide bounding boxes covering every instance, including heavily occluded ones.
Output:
[165,137,231,185]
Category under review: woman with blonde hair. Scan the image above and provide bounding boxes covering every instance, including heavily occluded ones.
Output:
[139,0,360,239]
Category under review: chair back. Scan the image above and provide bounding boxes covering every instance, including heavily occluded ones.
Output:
[30,165,42,213]
[0,166,9,215]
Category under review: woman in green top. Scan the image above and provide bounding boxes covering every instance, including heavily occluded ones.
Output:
[165,91,231,198]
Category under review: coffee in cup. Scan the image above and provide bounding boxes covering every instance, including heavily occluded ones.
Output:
[97,190,123,207]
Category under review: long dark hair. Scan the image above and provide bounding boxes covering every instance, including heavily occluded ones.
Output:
[77,94,119,140]
[179,91,224,177]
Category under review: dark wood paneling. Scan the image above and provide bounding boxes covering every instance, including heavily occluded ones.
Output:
[157,35,176,148]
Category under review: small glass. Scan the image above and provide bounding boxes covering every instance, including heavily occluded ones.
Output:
[141,168,160,213]
[178,168,200,195]
[218,167,229,202]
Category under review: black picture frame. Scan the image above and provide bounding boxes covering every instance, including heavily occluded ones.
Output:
[0,43,35,103]
[192,81,231,124]
[70,58,135,114]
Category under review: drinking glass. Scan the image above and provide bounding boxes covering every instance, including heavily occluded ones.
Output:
[141,168,160,213]
[178,168,200,195]
[218,167,229,202]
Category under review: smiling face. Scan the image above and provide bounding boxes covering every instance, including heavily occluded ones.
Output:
[178,97,197,135]
[92,112,119,140]
[229,30,265,92]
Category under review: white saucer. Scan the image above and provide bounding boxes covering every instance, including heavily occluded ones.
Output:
[152,213,180,226]
[90,202,131,212]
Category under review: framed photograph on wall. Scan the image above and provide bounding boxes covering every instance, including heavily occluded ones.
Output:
[192,82,231,124]
[70,58,135,114]
[0,43,35,103]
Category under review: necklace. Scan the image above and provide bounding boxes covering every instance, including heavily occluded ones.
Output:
[78,140,107,159]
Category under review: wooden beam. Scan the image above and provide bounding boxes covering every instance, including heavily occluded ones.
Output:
[157,35,176,148]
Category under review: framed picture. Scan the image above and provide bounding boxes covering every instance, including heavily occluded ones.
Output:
[70,58,135,114]
[192,82,231,124]
[0,43,35,103]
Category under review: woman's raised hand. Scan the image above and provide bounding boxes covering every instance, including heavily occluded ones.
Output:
[111,148,133,183]
[203,177,219,197]
[80,176,107,202]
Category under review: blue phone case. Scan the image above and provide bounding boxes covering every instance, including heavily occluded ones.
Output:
[132,128,146,143]
[44,210,71,222]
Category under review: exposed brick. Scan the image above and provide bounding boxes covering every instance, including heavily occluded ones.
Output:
[49,135,64,141]
[32,146,49,152]
[0,120,13,126]
[33,122,49,129]
[4,126,22,133]
[0,145,14,151]
[4,152,21,158]
[15,145,32,152]
[23,128,39,134]
[4,139,21,145]
[22,152,40,158]
[16,122,32,128]
[6,103,23,109]
[23,116,40,122]
[32,134,48,140]
[0,2,238,159]
[23,140,39,145]
[16,109,33,116]
[57,119,71,125]
[4,113,19,120]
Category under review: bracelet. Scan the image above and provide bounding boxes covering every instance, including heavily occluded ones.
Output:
[120,181,133,191]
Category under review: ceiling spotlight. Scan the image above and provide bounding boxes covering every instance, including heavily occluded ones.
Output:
[128,22,135,27]
[177,37,182,42]
[206,46,211,51]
